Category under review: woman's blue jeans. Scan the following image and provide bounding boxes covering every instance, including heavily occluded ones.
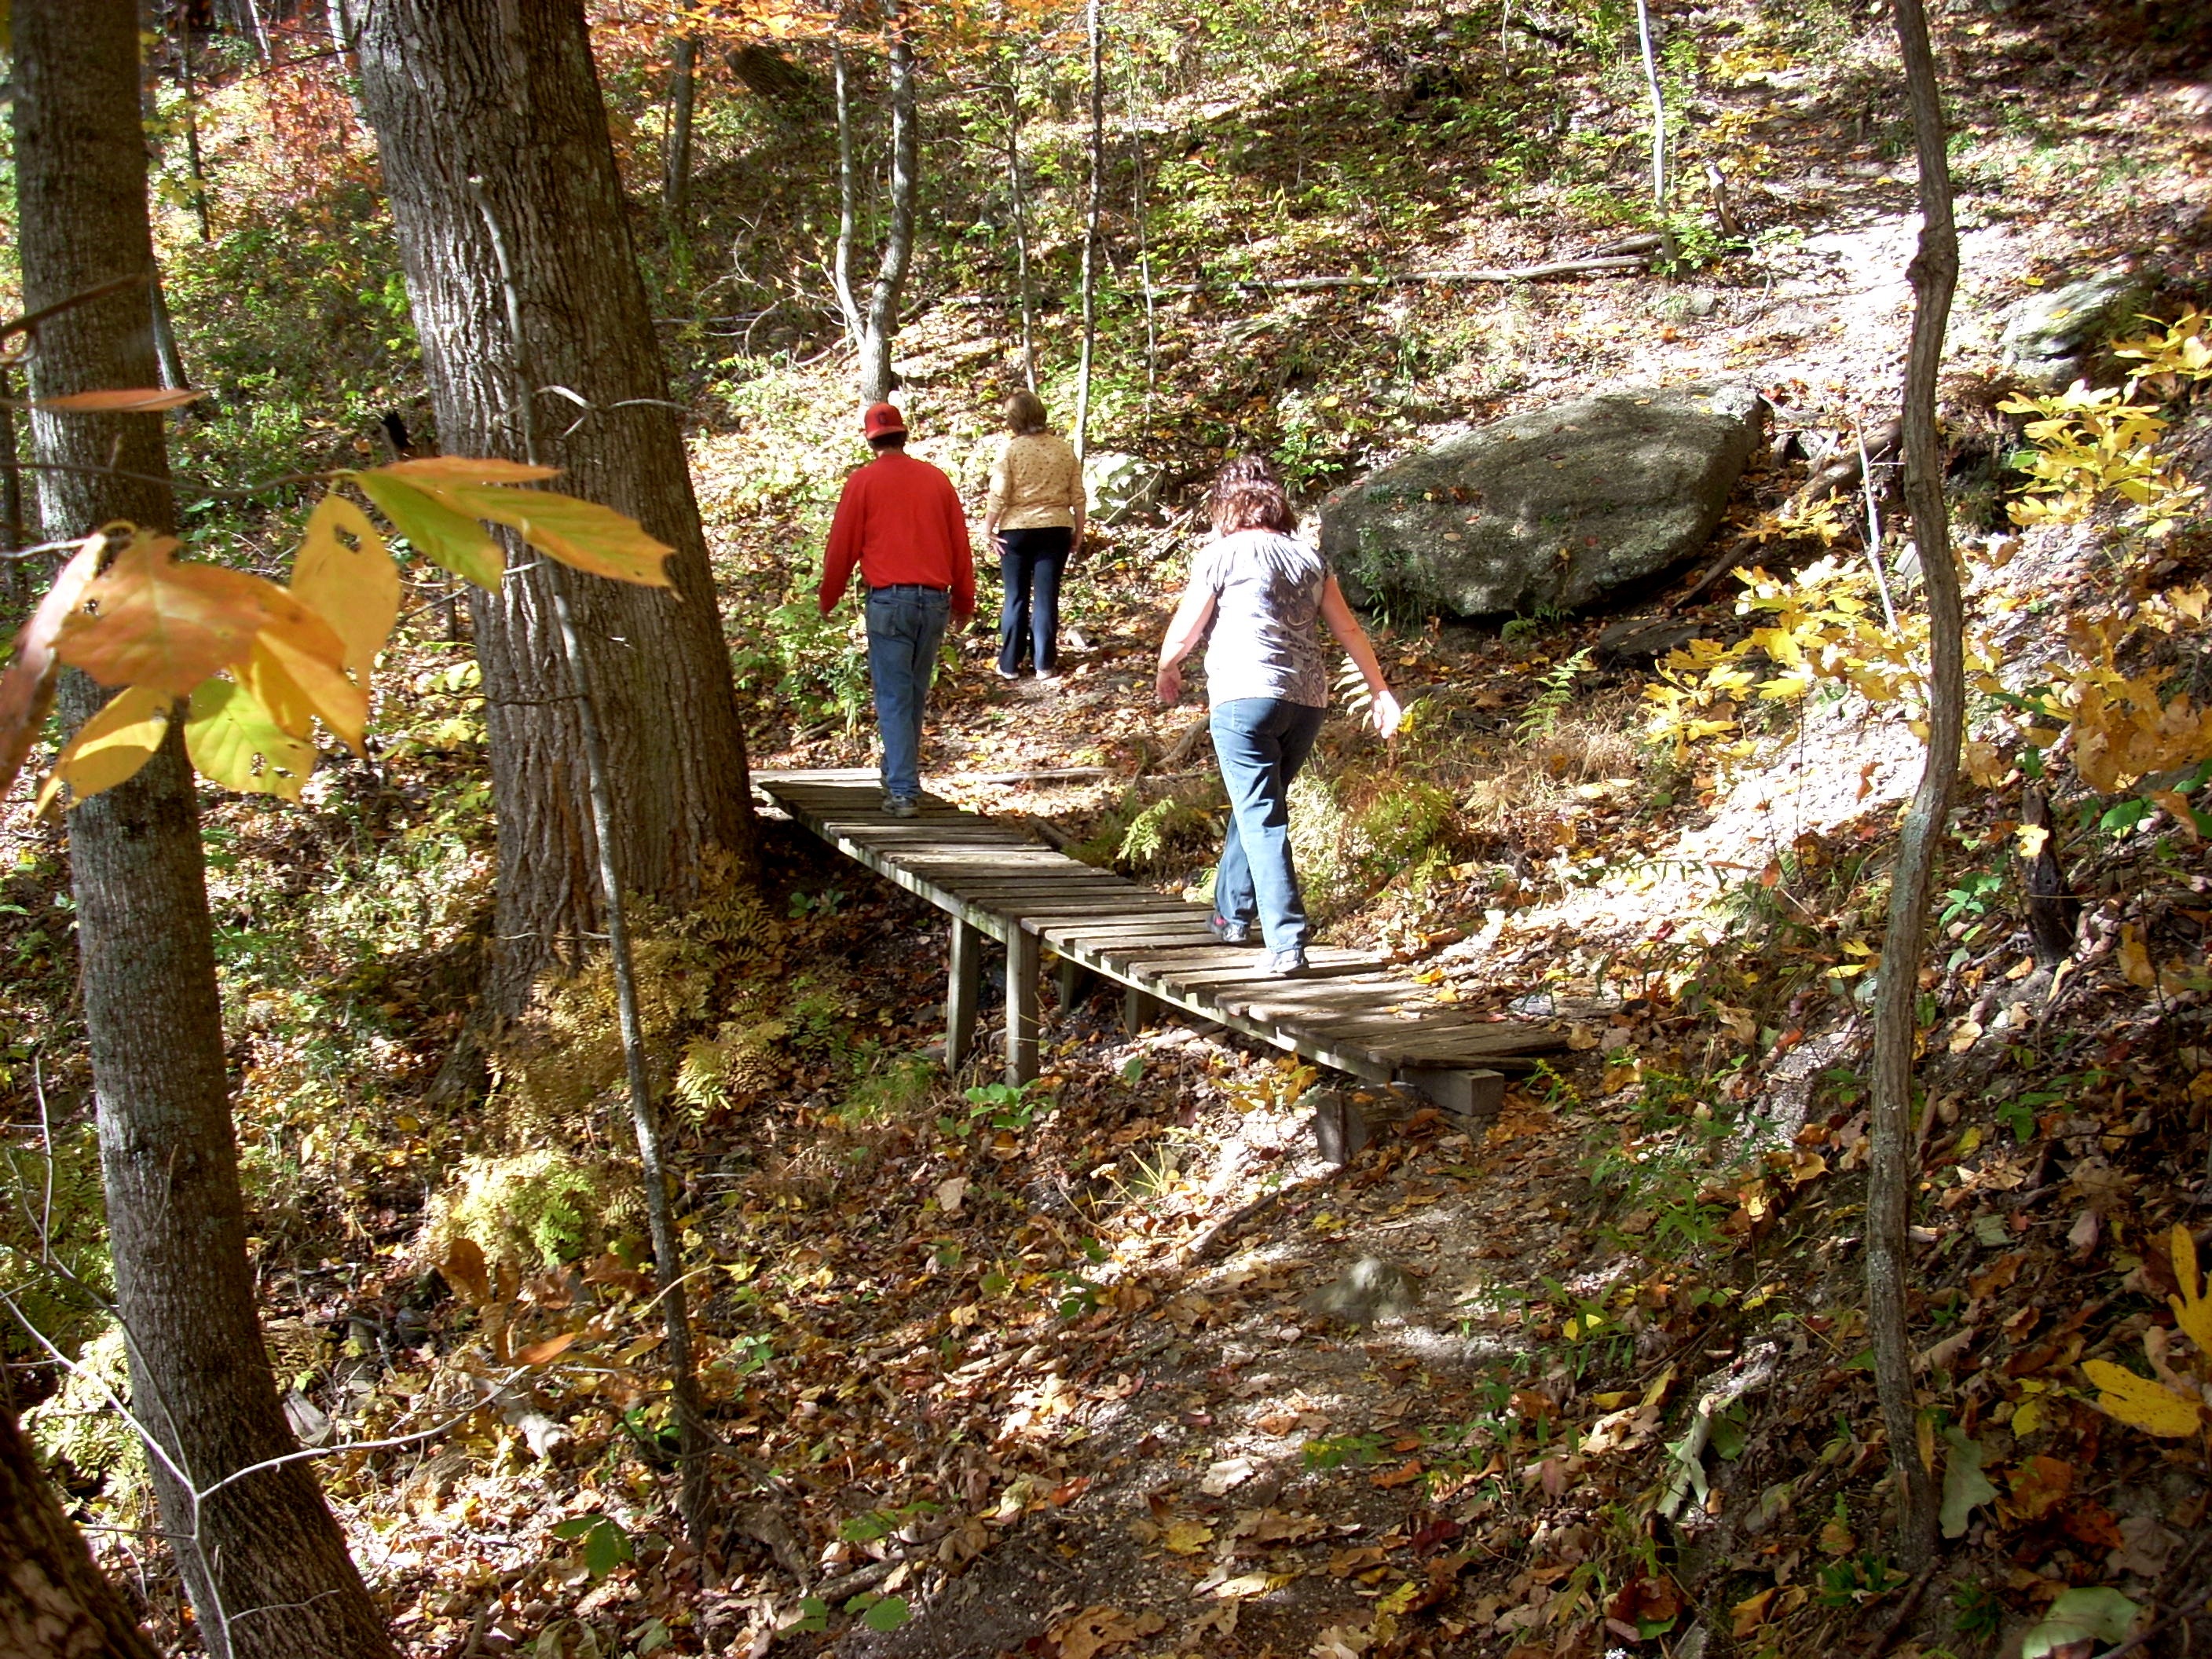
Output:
[1209,697,1325,953]
[865,584,949,800]
[996,527,1072,674]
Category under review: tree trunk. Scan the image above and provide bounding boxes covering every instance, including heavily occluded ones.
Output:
[1005,72,1036,391]
[0,1401,161,1659]
[1866,0,1963,1575]
[1126,54,1155,401]
[14,5,397,1657]
[1073,0,1104,461]
[1634,0,1675,265]
[857,2,917,407]
[148,279,189,394]
[0,367,20,608]
[832,32,863,354]
[354,0,760,1015]
[663,31,698,231]
[174,11,214,243]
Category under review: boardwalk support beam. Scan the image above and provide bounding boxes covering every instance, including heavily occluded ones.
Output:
[1006,925,1040,1086]
[947,915,982,1071]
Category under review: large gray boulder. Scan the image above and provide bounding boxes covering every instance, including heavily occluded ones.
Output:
[1320,382,1765,619]
[1997,272,2155,389]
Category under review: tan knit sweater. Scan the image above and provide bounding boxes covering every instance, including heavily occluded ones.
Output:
[986,432,1085,530]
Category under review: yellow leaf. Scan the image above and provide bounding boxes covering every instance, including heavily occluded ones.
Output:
[377,456,559,487]
[292,493,400,682]
[2170,1224,2212,1353]
[361,457,673,588]
[2015,821,2050,859]
[441,483,675,588]
[2083,1358,2203,1437]
[185,678,313,800]
[49,683,173,804]
[237,610,367,753]
[1731,1588,1777,1637]
[2119,925,2158,991]
[1163,1519,1214,1555]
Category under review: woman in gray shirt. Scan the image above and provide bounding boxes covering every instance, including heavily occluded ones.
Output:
[1155,458,1401,977]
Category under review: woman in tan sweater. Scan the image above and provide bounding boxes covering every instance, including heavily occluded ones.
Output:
[982,389,1086,680]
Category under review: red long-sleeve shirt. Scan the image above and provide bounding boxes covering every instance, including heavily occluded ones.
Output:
[819,450,976,620]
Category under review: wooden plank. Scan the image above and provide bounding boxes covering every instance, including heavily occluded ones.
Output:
[1372,1025,1568,1061]
[1042,915,1216,937]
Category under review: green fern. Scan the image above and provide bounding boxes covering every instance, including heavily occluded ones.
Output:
[1516,647,1594,742]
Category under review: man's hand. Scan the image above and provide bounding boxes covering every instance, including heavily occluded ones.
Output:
[1156,662,1182,705]
[952,607,974,628]
[818,595,835,618]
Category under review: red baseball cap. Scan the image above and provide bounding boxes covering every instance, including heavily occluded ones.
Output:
[862,401,907,439]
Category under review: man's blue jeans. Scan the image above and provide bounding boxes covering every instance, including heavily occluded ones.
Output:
[865,585,950,800]
[1209,698,1325,953]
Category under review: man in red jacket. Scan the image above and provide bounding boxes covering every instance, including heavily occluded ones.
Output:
[819,402,976,816]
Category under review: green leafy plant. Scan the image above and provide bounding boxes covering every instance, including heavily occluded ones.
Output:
[551,1514,636,1580]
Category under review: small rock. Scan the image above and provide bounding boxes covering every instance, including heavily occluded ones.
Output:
[1997,271,2156,388]
[1306,1255,1420,1327]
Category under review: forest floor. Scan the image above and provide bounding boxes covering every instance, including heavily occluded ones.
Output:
[5,2,2212,1657]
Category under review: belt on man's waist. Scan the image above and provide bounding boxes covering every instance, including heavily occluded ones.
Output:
[868,582,949,594]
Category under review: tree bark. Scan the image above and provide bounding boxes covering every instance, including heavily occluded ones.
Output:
[0,1401,161,1659]
[858,2,917,407]
[14,5,397,1657]
[663,30,698,231]
[1634,0,1675,265]
[1073,0,1104,461]
[0,367,20,608]
[1005,70,1037,391]
[354,0,760,1015]
[1866,0,1962,1575]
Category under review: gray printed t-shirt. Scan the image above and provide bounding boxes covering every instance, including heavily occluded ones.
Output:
[1190,529,1331,709]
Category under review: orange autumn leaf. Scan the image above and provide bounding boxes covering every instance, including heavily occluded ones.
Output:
[31,386,203,412]
[57,531,288,694]
[0,530,105,797]
[514,1331,580,1367]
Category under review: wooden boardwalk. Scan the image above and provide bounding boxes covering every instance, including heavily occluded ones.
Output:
[755,771,1565,1117]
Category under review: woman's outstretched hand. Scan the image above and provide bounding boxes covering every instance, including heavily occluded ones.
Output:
[1370,689,1403,739]
[1156,662,1183,705]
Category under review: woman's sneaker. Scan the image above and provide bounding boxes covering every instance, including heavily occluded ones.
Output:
[1266,947,1308,978]
[1208,915,1253,945]
[882,795,920,819]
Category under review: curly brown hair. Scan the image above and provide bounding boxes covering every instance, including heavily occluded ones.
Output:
[1204,456,1296,536]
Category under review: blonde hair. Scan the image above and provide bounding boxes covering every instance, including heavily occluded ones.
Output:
[1002,388,1050,435]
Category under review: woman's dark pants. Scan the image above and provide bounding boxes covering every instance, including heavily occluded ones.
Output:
[996,526,1073,675]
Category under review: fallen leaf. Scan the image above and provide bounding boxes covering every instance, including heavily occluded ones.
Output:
[1200,1457,1255,1496]
[2005,1455,2074,1522]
